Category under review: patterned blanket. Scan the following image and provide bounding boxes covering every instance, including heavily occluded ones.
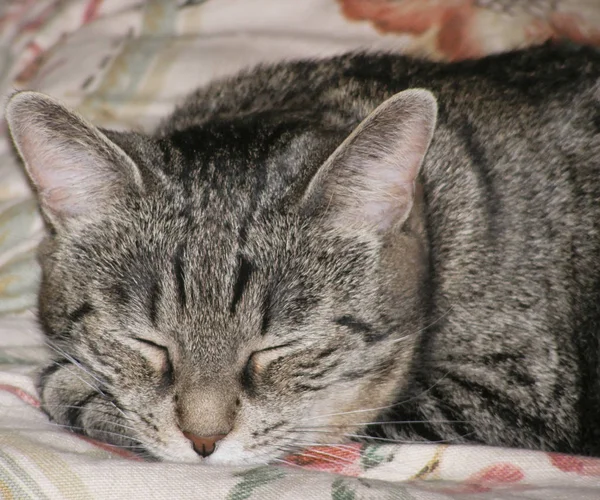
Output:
[2,1,600,498]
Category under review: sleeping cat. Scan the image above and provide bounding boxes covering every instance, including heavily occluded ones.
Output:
[6,43,600,464]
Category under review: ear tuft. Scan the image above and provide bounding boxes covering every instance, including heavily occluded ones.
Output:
[301,89,437,233]
[6,91,142,229]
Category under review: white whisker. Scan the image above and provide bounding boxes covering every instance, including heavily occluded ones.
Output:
[300,405,398,423]
[301,369,452,424]
[81,418,140,433]
[42,342,109,400]
[336,430,474,445]
[0,423,148,445]
[282,449,345,466]
[29,402,137,424]
[295,419,468,429]
[270,457,305,469]
[392,306,454,343]
[290,439,358,451]
[288,446,356,464]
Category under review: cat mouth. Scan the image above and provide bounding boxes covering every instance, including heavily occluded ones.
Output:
[201,438,268,466]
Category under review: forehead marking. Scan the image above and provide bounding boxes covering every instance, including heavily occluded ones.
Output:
[173,243,187,310]
[230,254,254,315]
[148,276,162,327]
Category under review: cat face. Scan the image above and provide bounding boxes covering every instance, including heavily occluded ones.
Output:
[6,89,436,464]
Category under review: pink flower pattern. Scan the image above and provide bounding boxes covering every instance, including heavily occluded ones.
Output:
[338,0,600,60]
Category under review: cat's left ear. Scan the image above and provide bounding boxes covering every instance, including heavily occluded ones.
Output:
[5,91,143,231]
[301,89,437,233]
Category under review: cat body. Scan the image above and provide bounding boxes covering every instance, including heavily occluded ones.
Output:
[6,43,600,463]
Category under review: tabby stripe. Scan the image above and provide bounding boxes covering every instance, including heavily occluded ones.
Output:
[457,117,501,237]
[402,419,444,443]
[443,373,523,429]
[445,373,506,405]
[443,415,474,443]
[38,359,71,391]
[230,254,253,314]
[293,383,327,393]
[422,424,447,443]
[241,357,256,396]
[160,141,172,164]
[341,369,368,381]
[260,291,272,335]
[482,351,523,365]
[148,276,162,327]
[335,315,386,342]
[406,385,472,442]
[236,122,272,244]
[252,420,286,438]
[307,369,330,380]
[335,315,371,333]
[316,347,337,359]
[111,283,130,305]
[66,392,97,429]
[173,243,187,309]
[68,302,94,323]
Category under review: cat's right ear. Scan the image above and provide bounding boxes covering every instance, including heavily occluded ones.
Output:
[5,91,143,231]
[299,89,437,236]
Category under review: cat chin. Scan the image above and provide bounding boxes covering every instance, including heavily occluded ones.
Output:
[203,439,269,466]
[151,441,203,463]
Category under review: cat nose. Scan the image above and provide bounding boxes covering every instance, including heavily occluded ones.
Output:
[183,432,227,457]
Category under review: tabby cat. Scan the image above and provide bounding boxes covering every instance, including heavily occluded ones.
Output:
[6,43,600,464]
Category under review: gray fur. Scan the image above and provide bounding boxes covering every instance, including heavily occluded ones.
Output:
[6,43,600,463]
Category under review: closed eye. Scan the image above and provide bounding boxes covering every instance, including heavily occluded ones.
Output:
[134,337,174,385]
[254,341,297,355]
[241,341,297,393]
[241,354,256,393]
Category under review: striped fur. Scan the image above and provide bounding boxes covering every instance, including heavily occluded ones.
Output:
[6,42,600,463]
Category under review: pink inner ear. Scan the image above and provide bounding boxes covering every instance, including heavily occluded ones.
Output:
[22,133,117,220]
[314,89,437,234]
[41,171,104,217]
[362,182,415,230]
[15,120,118,219]
[7,91,143,227]
[342,139,429,231]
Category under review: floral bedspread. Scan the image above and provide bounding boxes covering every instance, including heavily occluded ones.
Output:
[2,1,600,498]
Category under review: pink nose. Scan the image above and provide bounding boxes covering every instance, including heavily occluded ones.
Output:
[183,432,226,457]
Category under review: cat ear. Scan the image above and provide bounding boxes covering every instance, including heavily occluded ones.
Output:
[301,89,437,233]
[5,91,143,229]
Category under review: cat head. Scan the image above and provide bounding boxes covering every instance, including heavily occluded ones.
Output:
[6,88,436,464]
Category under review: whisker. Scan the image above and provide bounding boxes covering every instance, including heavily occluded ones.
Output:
[0,424,148,445]
[301,368,452,423]
[37,356,128,421]
[39,404,136,423]
[42,344,109,400]
[288,447,356,465]
[79,418,140,433]
[15,419,147,444]
[391,306,454,344]
[93,444,145,450]
[347,431,475,445]
[290,428,475,445]
[281,449,346,466]
[270,457,306,469]
[295,419,469,430]
[10,389,136,425]
[108,401,128,419]
[5,330,130,426]
[300,405,397,423]
[290,439,359,451]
